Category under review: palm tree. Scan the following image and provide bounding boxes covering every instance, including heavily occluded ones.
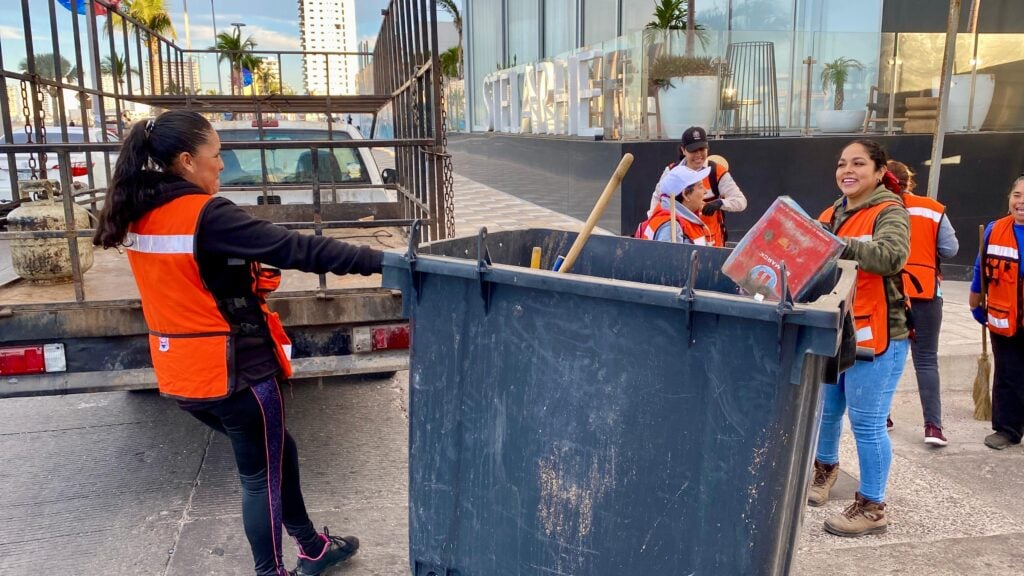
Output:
[100,54,140,93]
[439,46,460,78]
[821,57,864,111]
[239,53,264,95]
[18,53,75,123]
[213,29,257,95]
[437,0,462,78]
[108,0,177,95]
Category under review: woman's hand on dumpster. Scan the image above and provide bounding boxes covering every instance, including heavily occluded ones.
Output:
[971,306,987,325]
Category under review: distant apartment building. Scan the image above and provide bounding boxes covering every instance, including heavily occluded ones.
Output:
[298,0,358,96]
[160,59,201,94]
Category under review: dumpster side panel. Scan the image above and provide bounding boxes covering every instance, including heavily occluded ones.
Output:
[405,276,826,575]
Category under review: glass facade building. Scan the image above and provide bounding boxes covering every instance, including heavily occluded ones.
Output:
[463,0,1024,138]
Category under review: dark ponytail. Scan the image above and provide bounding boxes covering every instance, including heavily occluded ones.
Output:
[93,110,213,248]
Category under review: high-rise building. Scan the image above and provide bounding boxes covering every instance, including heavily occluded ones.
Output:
[298,0,358,96]
[160,59,202,94]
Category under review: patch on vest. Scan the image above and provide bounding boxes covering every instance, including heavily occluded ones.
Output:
[158,337,170,352]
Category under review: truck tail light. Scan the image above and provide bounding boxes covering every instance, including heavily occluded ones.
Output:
[0,344,67,376]
[352,324,410,353]
[70,162,90,177]
[372,325,410,351]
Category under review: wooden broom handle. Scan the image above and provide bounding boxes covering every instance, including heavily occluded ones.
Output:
[558,153,634,274]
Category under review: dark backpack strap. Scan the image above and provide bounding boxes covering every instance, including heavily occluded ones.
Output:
[707,160,721,199]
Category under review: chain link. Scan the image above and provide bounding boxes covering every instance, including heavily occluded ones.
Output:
[33,80,48,180]
[438,75,455,239]
[20,80,36,178]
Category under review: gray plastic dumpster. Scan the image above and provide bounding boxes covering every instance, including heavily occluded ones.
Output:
[382,227,857,576]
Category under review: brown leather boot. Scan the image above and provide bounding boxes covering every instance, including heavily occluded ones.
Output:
[806,460,839,507]
[824,492,888,537]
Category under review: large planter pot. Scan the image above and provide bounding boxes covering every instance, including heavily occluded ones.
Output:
[815,109,867,133]
[659,75,720,138]
[944,73,995,132]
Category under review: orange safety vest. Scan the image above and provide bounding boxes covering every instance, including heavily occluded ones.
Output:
[902,193,945,300]
[820,201,901,356]
[982,215,1023,337]
[635,205,716,246]
[126,194,293,400]
[667,160,730,246]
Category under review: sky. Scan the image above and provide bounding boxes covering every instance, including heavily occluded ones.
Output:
[1,0,458,96]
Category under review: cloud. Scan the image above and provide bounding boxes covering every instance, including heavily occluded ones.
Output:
[0,25,25,40]
[180,23,300,51]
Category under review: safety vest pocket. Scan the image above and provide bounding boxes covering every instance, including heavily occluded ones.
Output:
[264,311,294,378]
[986,304,1014,335]
[149,333,230,400]
[853,314,874,346]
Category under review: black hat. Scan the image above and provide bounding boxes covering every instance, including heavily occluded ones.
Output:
[681,126,708,152]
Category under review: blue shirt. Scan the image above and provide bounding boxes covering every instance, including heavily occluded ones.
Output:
[971,221,1024,293]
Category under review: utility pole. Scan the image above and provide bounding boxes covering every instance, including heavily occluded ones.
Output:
[926,0,961,200]
[183,0,194,92]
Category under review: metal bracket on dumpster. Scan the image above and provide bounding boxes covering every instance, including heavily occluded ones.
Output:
[775,262,805,384]
[476,227,494,314]
[678,251,699,347]
[405,219,424,303]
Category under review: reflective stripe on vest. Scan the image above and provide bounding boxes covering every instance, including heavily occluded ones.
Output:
[126,233,194,254]
[902,194,944,300]
[819,200,902,356]
[983,216,1022,337]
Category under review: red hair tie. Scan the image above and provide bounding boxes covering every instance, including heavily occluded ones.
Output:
[882,170,902,194]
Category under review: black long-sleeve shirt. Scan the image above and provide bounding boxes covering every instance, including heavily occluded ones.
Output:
[135,176,383,400]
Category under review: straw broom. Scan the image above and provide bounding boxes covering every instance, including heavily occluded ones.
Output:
[973,224,992,420]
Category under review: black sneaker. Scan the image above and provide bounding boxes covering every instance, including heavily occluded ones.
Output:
[294,528,359,576]
[984,432,1019,450]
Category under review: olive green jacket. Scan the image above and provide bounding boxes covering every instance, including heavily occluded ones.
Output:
[825,185,911,341]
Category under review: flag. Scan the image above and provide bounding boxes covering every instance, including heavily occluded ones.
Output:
[242,68,253,88]
[56,0,121,16]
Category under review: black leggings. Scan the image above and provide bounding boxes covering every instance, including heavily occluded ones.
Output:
[185,377,322,576]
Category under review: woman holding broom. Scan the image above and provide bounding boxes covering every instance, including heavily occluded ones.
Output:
[970,175,1024,450]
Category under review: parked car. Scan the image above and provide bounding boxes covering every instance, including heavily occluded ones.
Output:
[210,120,394,204]
[0,126,119,202]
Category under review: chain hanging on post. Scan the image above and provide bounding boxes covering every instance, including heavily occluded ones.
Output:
[34,80,49,182]
[438,75,455,239]
[20,80,36,180]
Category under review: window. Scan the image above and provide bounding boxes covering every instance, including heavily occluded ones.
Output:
[217,129,368,186]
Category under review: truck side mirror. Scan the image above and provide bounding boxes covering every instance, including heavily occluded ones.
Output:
[381,168,398,184]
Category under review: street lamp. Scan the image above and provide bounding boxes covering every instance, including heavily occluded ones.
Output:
[211,0,223,95]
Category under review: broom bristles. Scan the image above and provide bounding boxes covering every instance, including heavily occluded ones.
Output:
[973,353,992,421]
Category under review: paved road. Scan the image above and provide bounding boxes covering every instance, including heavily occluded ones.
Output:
[1,166,1021,575]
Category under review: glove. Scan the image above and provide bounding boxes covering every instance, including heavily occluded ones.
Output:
[701,199,723,216]
[971,306,987,325]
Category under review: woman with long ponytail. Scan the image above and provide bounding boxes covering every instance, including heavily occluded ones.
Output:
[95,110,374,576]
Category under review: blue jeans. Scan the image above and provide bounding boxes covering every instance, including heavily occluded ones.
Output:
[816,338,909,503]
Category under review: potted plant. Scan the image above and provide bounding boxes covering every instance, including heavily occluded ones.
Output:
[816,57,866,133]
[650,55,720,138]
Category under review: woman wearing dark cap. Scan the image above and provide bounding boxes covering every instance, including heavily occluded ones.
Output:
[94,110,375,576]
[648,126,747,246]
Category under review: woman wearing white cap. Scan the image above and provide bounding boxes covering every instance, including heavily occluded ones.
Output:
[635,165,716,246]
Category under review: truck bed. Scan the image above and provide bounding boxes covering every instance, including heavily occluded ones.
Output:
[0,226,408,306]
